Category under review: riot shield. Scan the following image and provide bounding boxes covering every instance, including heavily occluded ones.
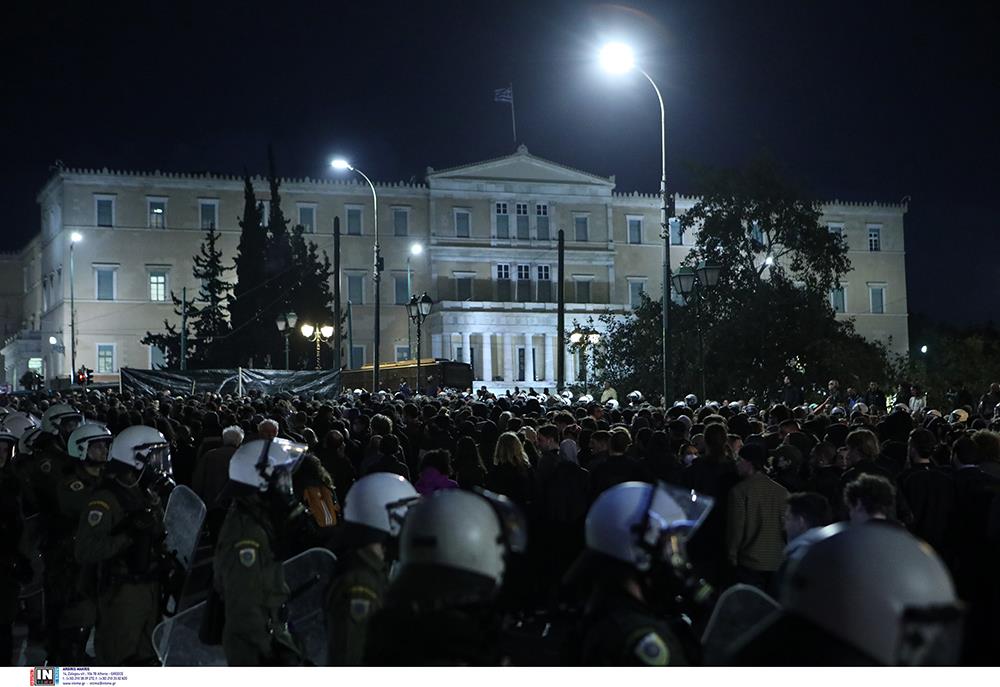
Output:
[700,583,780,665]
[163,485,207,571]
[152,547,337,666]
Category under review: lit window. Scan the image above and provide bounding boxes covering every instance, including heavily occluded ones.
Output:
[149,270,168,302]
[868,225,881,252]
[395,346,411,362]
[148,199,167,228]
[827,223,844,239]
[97,344,115,373]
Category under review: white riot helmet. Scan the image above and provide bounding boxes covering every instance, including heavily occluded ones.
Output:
[3,412,41,440]
[781,523,963,665]
[397,489,526,587]
[19,427,44,456]
[684,394,699,408]
[67,423,113,462]
[627,390,643,404]
[228,438,306,495]
[42,403,84,435]
[343,472,419,538]
[605,399,619,411]
[584,481,713,572]
[109,425,171,474]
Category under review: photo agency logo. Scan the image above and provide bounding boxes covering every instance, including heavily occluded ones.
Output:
[30,667,60,685]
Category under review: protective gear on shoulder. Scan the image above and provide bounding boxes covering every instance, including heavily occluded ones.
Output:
[3,411,41,441]
[42,403,83,435]
[343,472,419,537]
[68,423,113,461]
[397,488,526,588]
[109,425,171,474]
[228,437,306,496]
[584,481,713,572]
[781,523,963,665]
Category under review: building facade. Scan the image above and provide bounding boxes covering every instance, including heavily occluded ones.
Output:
[1,147,909,391]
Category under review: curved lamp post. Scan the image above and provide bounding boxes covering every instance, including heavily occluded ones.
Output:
[672,263,720,402]
[300,322,335,370]
[569,330,601,396]
[406,242,423,359]
[406,292,433,393]
[332,158,382,391]
[274,310,298,369]
[69,231,82,383]
[599,42,672,407]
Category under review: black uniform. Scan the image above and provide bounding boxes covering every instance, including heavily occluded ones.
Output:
[574,587,689,666]
[0,462,28,666]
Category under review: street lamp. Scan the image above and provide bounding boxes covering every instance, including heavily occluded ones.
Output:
[600,41,673,408]
[672,263,720,402]
[569,330,601,396]
[332,157,382,391]
[300,322,335,370]
[275,310,298,369]
[407,292,434,394]
[69,231,82,383]
[406,242,424,359]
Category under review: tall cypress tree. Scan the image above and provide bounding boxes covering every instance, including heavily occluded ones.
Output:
[228,172,269,365]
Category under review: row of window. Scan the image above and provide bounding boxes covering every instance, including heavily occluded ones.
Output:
[828,223,884,252]
[93,194,411,236]
[830,284,887,314]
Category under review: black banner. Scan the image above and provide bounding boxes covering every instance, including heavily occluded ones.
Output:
[120,368,341,398]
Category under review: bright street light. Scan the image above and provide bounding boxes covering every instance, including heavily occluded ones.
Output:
[410,242,424,256]
[920,345,928,354]
[764,255,775,267]
[300,323,315,338]
[320,325,335,339]
[70,231,83,243]
[599,42,635,74]
[48,336,58,345]
[330,158,352,171]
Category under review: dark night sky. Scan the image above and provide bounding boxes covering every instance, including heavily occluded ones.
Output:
[3,1,997,327]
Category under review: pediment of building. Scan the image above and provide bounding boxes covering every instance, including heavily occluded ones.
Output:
[427,145,614,188]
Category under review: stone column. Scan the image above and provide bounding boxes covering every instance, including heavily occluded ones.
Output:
[502,332,513,383]
[525,333,536,383]
[566,347,576,384]
[461,332,471,364]
[543,332,554,383]
[480,333,492,383]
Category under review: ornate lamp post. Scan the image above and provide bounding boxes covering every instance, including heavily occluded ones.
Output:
[300,322,335,370]
[672,263,720,402]
[274,310,298,369]
[406,292,433,393]
[569,329,601,396]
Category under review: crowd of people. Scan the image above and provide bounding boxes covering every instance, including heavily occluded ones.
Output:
[0,376,998,666]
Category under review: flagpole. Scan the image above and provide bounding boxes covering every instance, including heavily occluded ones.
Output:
[509,82,517,144]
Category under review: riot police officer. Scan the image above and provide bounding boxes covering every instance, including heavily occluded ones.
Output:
[364,488,527,665]
[0,424,30,666]
[47,423,112,663]
[325,472,418,665]
[214,437,309,666]
[566,481,707,666]
[75,425,171,665]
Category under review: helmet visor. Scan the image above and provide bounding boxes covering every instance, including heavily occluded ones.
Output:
[477,489,528,554]
[642,482,715,548]
[896,605,964,665]
[385,495,421,537]
[140,443,172,475]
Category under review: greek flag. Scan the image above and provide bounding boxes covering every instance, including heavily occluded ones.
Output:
[494,86,513,103]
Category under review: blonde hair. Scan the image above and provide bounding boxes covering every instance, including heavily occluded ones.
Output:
[493,431,529,468]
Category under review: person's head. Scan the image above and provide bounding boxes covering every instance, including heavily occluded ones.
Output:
[371,413,393,437]
[784,492,832,541]
[42,403,84,442]
[589,430,611,455]
[323,429,345,454]
[845,428,880,465]
[257,418,279,440]
[703,422,729,458]
[678,441,699,465]
[493,431,529,468]
[727,433,744,457]
[907,428,935,464]
[844,474,896,524]
[603,381,612,390]
[67,423,113,474]
[737,443,767,478]
[828,379,840,393]
[779,418,800,439]
[222,425,245,448]
[107,424,172,488]
[971,429,1000,465]
[609,430,631,456]
[420,449,453,477]
[380,433,400,458]
[537,424,560,451]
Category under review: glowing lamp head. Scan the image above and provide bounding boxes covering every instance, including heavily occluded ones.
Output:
[48,336,58,345]
[764,255,775,267]
[410,242,424,256]
[300,323,315,338]
[599,42,635,74]
[70,232,83,243]
[569,332,583,344]
[920,345,928,354]
[320,325,335,339]
[330,159,352,171]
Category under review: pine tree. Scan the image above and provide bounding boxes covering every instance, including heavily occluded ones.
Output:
[188,226,233,367]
